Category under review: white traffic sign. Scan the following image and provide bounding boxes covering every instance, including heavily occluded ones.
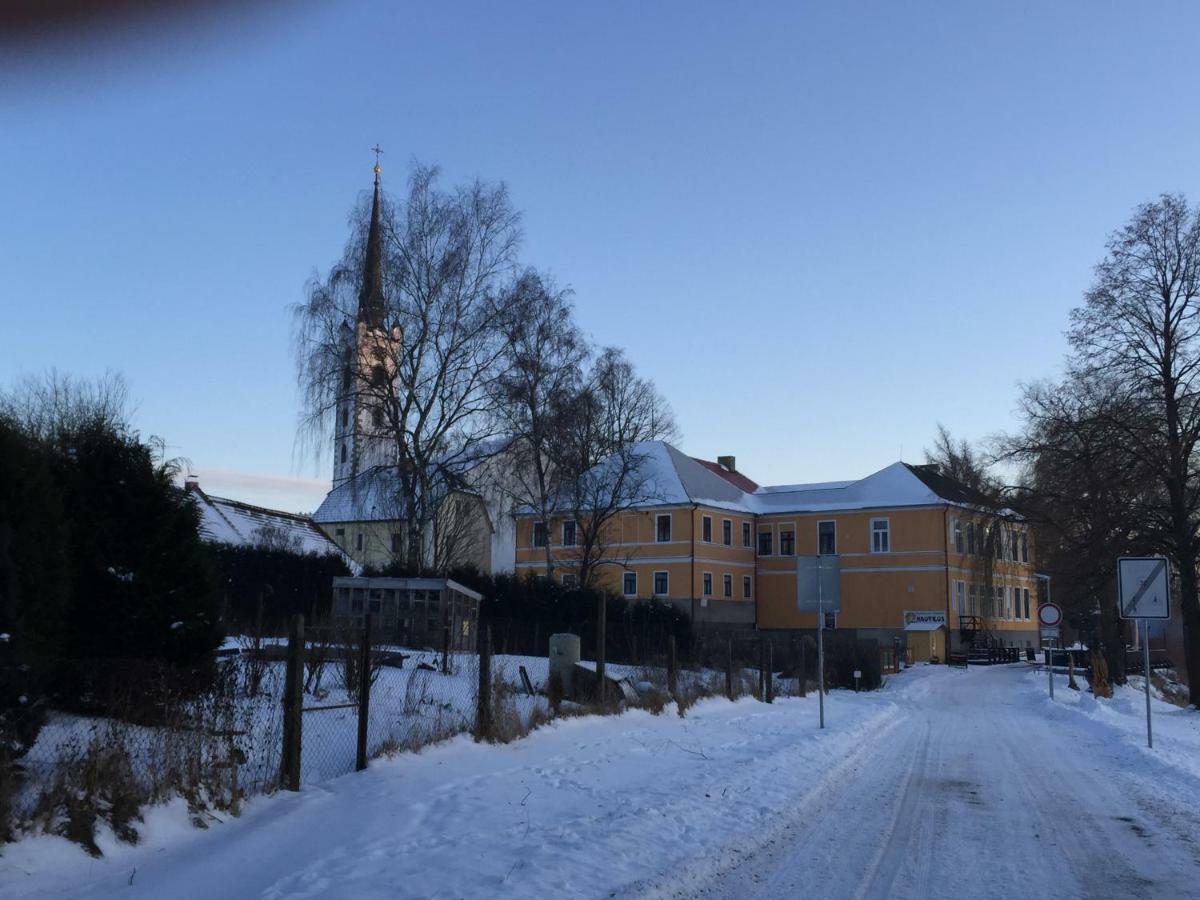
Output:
[1040,626,1060,639]
[1118,557,1171,620]
[1038,602,1063,628]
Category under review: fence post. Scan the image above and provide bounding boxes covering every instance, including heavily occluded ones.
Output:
[667,634,678,700]
[726,637,734,700]
[765,640,774,703]
[356,613,372,772]
[596,593,607,706]
[476,624,492,740]
[758,637,766,702]
[280,613,304,791]
[441,616,451,675]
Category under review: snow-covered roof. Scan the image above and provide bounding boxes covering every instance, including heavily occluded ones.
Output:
[535,442,999,517]
[188,484,343,555]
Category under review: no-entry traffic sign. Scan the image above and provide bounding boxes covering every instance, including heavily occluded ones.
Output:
[1038,602,1063,628]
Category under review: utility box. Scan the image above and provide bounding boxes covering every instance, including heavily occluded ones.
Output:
[549,633,581,696]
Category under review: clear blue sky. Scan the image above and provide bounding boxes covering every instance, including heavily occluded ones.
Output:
[3,1,1197,512]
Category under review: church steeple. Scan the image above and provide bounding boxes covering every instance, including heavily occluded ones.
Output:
[357,150,386,328]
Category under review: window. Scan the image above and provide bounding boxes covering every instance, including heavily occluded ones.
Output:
[871,518,890,553]
[368,589,382,614]
[623,571,637,597]
[561,573,577,589]
[966,522,976,555]
[722,519,732,546]
[969,583,978,615]
[656,514,672,543]
[955,580,966,614]
[653,571,669,596]
[562,521,576,547]
[372,407,383,428]
[1020,532,1029,563]
[1023,588,1031,619]
[742,575,752,599]
[723,574,733,598]
[335,527,345,538]
[953,519,964,553]
[340,443,348,464]
[390,532,402,554]
[1009,530,1019,561]
[758,530,773,556]
[702,515,713,542]
[818,521,836,555]
[742,522,752,547]
[340,407,349,428]
[532,522,548,548]
[355,532,364,551]
[994,586,1004,618]
[823,611,837,630]
[780,529,795,556]
[702,572,713,596]
[370,364,386,386]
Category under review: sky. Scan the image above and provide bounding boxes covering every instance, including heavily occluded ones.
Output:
[3,1,1199,512]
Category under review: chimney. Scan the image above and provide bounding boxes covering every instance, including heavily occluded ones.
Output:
[184,475,200,492]
[717,455,736,473]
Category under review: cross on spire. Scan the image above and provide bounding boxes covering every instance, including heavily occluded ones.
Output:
[371,144,383,179]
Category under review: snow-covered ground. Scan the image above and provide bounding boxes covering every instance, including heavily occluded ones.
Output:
[3,664,1199,899]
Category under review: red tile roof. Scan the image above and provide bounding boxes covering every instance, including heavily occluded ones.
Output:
[691,458,760,493]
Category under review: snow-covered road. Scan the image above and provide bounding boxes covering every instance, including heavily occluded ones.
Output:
[4,664,1199,899]
[679,666,1200,900]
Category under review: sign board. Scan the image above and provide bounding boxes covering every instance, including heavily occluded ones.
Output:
[1037,602,1063,628]
[1118,557,1171,620]
[1039,626,1060,640]
[796,555,841,612]
[903,610,946,631]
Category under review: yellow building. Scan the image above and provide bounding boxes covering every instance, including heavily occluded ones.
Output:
[515,442,1039,660]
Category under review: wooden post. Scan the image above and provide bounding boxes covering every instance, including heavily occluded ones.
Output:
[476,624,492,740]
[596,593,607,706]
[667,634,678,700]
[726,637,734,700]
[356,613,372,772]
[441,617,451,675]
[280,614,304,791]
[765,640,774,703]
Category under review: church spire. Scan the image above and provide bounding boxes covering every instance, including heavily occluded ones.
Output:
[357,147,386,328]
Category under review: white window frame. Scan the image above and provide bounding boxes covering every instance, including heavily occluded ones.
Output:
[952,518,963,554]
[870,517,890,553]
[622,571,637,597]
[1023,587,1031,619]
[742,574,752,599]
[722,518,732,546]
[742,521,752,548]
[655,513,672,543]
[653,570,669,597]
[817,520,837,555]
[723,573,733,598]
[702,515,713,543]
[702,571,713,596]
[561,520,576,547]
[778,522,797,556]
[954,580,966,614]
[757,527,774,557]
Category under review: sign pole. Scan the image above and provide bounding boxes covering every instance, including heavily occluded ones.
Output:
[1143,618,1153,749]
[1047,640,1054,700]
[817,556,825,729]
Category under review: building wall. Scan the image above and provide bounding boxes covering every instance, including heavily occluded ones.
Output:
[516,502,1039,645]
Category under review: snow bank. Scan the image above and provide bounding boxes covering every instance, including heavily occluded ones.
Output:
[1,685,901,898]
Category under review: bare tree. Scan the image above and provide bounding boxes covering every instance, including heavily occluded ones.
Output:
[295,163,521,574]
[1067,193,1200,702]
[1,370,131,443]
[492,270,588,576]
[556,350,677,590]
